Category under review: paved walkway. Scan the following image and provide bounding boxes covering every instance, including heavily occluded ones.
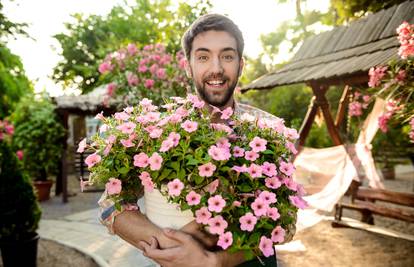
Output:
[38,208,158,267]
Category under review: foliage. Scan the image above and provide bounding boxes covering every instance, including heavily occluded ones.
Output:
[98,43,191,107]
[11,95,66,181]
[0,124,41,241]
[53,0,211,94]
[83,95,305,259]
[0,1,29,41]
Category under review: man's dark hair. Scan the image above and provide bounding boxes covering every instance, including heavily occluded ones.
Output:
[181,14,244,60]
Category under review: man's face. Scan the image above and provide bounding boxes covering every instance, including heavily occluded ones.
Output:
[186,30,244,108]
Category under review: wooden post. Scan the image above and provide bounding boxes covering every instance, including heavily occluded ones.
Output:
[297,96,318,147]
[56,110,69,203]
[335,85,351,128]
[311,83,343,146]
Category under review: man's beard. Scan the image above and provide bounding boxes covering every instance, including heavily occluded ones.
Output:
[192,69,240,108]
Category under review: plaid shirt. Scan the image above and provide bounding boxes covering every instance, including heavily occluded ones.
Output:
[98,102,296,241]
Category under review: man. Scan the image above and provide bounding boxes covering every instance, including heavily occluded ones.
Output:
[99,13,294,266]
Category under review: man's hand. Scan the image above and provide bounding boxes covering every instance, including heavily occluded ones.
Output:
[180,220,218,249]
[139,228,219,267]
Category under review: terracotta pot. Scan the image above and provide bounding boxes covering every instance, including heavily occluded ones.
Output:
[33,180,53,201]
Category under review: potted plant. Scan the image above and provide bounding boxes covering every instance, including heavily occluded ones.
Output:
[0,119,42,266]
[11,95,66,201]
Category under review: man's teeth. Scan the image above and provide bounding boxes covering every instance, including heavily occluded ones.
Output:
[206,80,224,85]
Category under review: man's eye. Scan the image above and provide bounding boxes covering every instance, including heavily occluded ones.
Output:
[223,55,234,61]
[198,56,208,61]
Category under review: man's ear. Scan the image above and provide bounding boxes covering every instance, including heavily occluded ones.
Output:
[238,57,245,77]
[184,59,192,78]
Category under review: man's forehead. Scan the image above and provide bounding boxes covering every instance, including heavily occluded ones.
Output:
[192,30,238,53]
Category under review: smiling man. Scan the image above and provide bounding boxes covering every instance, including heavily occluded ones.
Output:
[99,14,293,267]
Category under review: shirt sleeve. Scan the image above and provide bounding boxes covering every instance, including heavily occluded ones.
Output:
[98,190,142,234]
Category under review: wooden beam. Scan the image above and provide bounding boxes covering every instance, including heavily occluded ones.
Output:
[355,187,414,207]
[335,85,351,128]
[311,84,343,146]
[297,96,318,147]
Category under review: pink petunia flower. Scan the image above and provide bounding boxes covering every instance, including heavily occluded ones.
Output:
[284,178,298,191]
[16,150,24,160]
[279,161,295,176]
[216,138,231,149]
[232,146,245,157]
[207,215,228,235]
[248,163,263,178]
[77,138,87,153]
[167,179,184,197]
[259,191,277,205]
[289,195,309,209]
[144,79,155,88]
[148,152,163,170]
[217,232,233,250]
[127,73,139,86]
[232,165,247,173]
[259,236,275,257]
[198,162,216,177]
[239,212,257,232]
[105,178,122,195]
[267,207,280,221]
[116,122,136,134]
[271,226,285,243]
[220,107,233,120]
[285,141,298,155]
[160,138,174,152]
[195,207,212,224]
[206,179,219,194]
[261,162,277,177]
[245,150,259,161]
[284,128,299,140]
[133,152,149,167]
[120,139,134,148]
[114,111,130,121]
[181,120,198,133]
[208,195,226,213]
[265,177,282,189]
[251,198,269,217]
[167,132,180,146]
[85,153,101,168]
[186,191,201,206]
[249,136,267,152]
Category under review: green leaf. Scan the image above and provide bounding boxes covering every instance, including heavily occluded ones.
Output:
[177,168,186,180]
[170,161,180,172]
[117,166,129,175]
[158,168,173,181]
[185,156,199,166]
[194,175,204,185]
[237,184,252,192]
[262,149,274,155]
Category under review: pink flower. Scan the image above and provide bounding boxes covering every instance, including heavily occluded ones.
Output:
[176,106,189,117]
[220,107,233,120]
[167,179,184,197]
[208,195,226,213]
[77,138,87,153]
[251,198,269,217]
[156,68,166,79]
[349,101,363,117]
[85,153,101,168]
[368,66,388,88]
[114,111,130,121]
[181,120,198,133]
[207,215,228,235]
[239,212,257,232]
[208,145,225,161]
[271,226,285,243]
[259,236,274,257]
[262,162,277,177]
[139,171,154,192]
[120,139,134,148]
[106,82,117,96]
[145,112,161,122]
[144,79,155,89]
[149,64,158,74]
[248,163,263,178]
[186,191,201,206]
[138,65,148,73]
[249,136,267,152]
[232,146,245,157]
[217,232,233,250]
[98,61,112,74]
[284,128,299,140]
[168,132,180,146]
[232,165,247,173]
[267,207,280,221]
[145,126,163,139]
[195,207,212,224]
[116,122,136,134]
[160,138,174,152]
[245,150,259,161]
[279,161,295,176]
[210,123,233,134]
[206,179,219,194]
[133,152,149,167]
[198,162,216,177]
[289,195,309,209]
[95,112,105,120]
[148,152,163,170]
[284,178,298,191]
[126,43,137,55]
[285,141,298,155]
[232,201,241,207]
[16,150,24,160]
[105,178,122,195]
[259,191,277,205]
[216,138,231,149]
[127,73,139,86]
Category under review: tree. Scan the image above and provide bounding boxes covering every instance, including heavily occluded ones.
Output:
[53,0,211,94]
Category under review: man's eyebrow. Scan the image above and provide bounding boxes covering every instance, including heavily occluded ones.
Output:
[194,47,237,53]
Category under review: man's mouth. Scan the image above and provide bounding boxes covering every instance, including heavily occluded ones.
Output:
[205,79,227,88]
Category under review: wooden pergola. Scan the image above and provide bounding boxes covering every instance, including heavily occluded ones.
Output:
[242,1,414,225]
[242,0,414,148]
[54,86,117,203]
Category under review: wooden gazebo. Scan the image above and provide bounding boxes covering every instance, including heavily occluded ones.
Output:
[242,0,414,148]
[54,86,117,203]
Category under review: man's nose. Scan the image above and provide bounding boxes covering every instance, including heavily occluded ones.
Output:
[210,57,224,74]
